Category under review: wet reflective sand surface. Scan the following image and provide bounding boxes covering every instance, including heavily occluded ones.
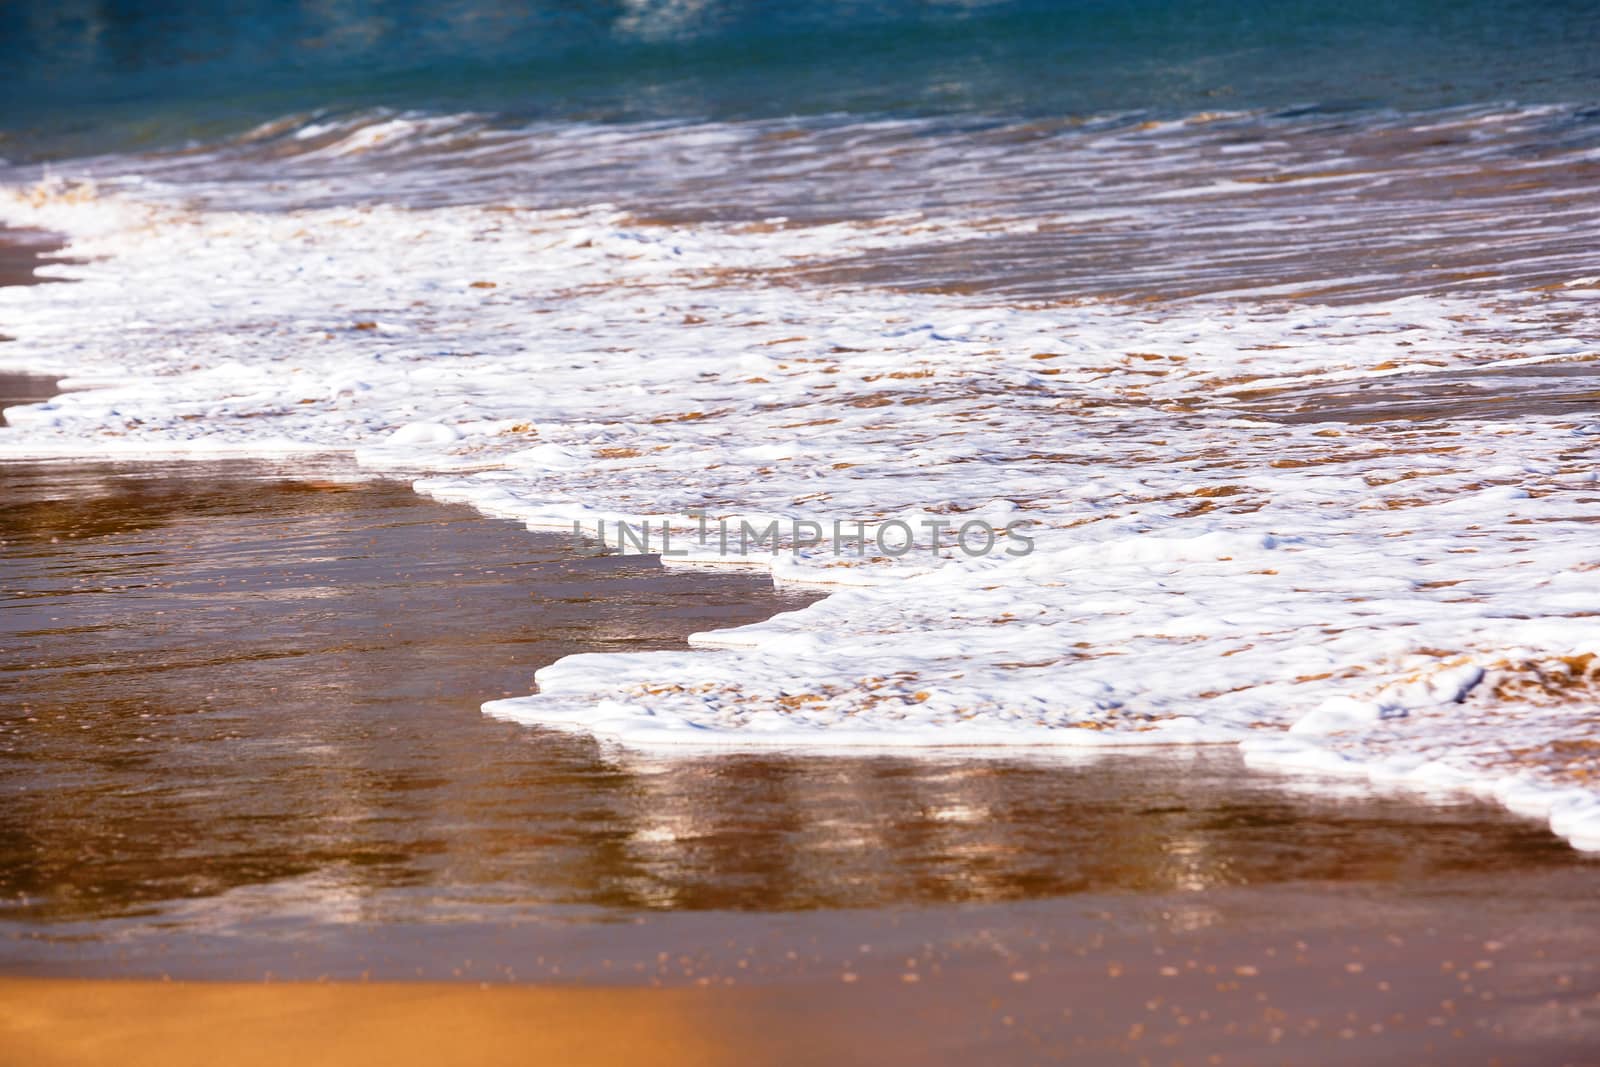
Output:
[0,459,1588,932]
[0,229,67,291]
[0,372,60,426]
[2,459,1600,1063]
[1233,360,1600,425]
[0,459,829,928]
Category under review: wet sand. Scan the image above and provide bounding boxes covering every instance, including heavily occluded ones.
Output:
[0,979,790,1067]
[5,875,1600,1065]
[0,225,70,370]
[5,459,1584,941]
[0,227,68,289]
[4,459,1600,1064]
[4,249,1599,1065]
[1231,360,1600,425]
[0,459,823,931]
[0,371,59,427]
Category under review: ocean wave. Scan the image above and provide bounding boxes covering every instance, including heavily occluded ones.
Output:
[5,0,1598,148]
[6,101,1600,307]
[2,167,1598,849]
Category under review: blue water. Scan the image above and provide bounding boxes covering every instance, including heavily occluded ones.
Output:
[3,0,1597,159]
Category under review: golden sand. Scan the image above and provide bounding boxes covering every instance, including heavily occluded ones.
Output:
[0,978,830,1067]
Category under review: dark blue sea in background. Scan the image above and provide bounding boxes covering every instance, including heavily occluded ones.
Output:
[3,0,1598,159]
[0,3,1597,307]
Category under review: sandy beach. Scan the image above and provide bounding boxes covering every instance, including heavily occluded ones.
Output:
[6,869,1600,1065]
[0,979,778,1067]
[4,5,1599,1062]
[3,456,1598,1064]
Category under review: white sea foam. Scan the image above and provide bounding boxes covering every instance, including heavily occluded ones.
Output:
[3,108,1599,850]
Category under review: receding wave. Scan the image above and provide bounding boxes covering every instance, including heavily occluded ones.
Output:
[12,101,1600,305]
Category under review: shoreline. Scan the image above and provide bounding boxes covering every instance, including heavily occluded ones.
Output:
[0,371,59,427]
[0,226,66,289]
[7,871,1600,1063]
[6,17,1600,1063]
[4,458,1591,1053]
[0,181,1598,853]
[0,418,1593,854]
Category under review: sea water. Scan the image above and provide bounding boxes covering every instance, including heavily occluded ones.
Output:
[0,1,1598,850]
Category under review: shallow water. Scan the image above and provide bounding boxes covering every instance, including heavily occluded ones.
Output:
[6,466,1600,1061]
[16,103,1600,310]
[2,9,1599,1065]
[1237,359,1600,424]
[0,372,58,427]
[0,460,825,924]
[2,459,1595,955]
